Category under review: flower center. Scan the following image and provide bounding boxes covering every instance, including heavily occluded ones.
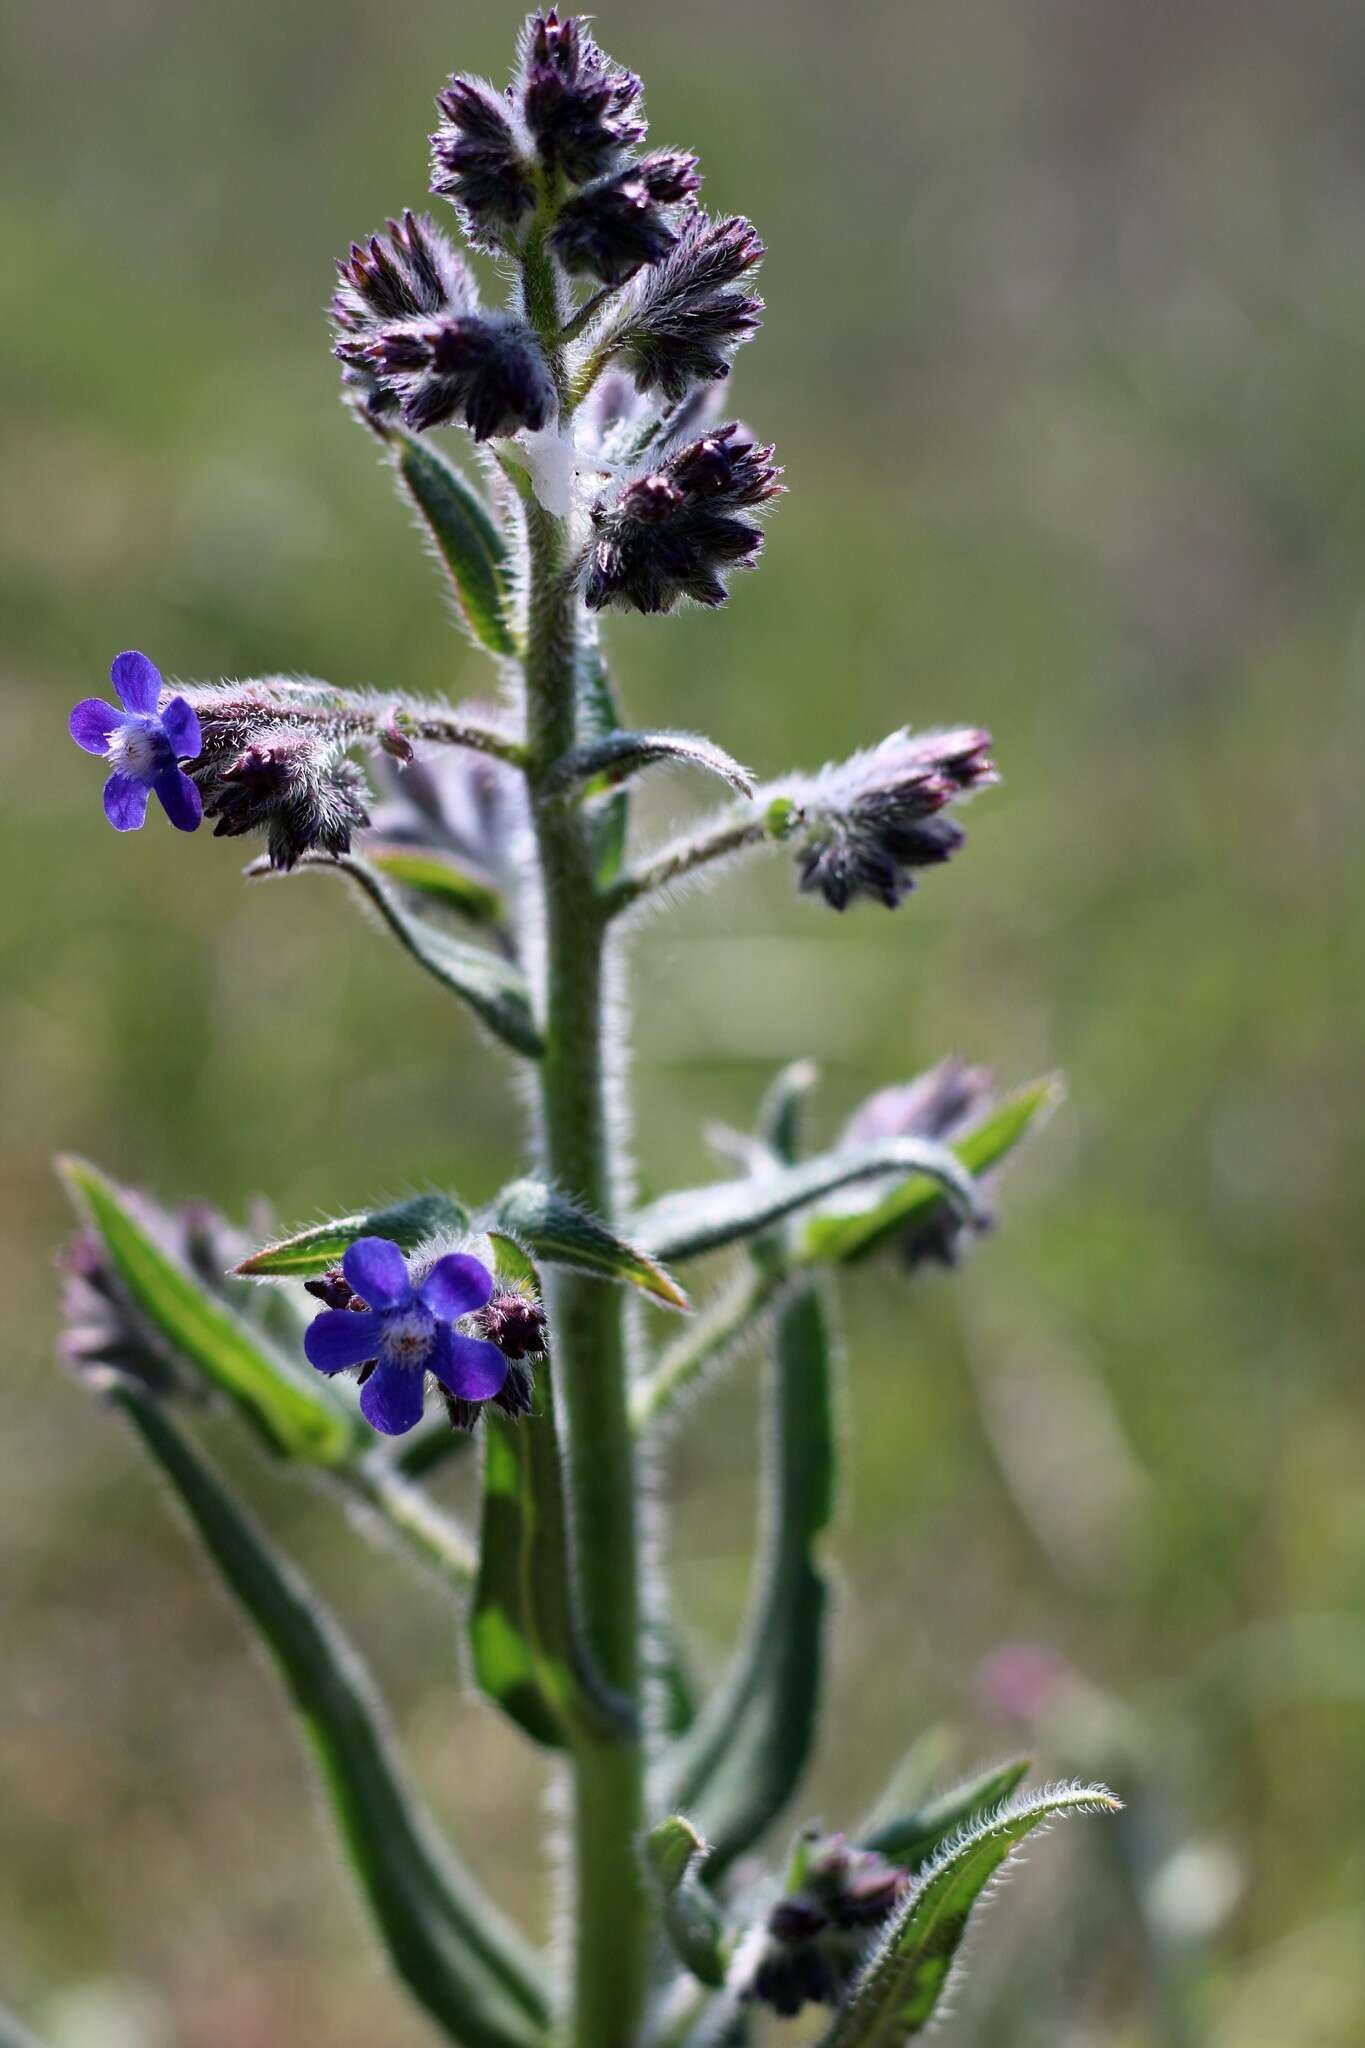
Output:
[378,1304,436,1368]
[107,719,164,781]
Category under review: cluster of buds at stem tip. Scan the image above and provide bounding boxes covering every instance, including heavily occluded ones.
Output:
[841,1055,998,1270]
[187,720,371,873]
[585,423,784,614]
[792,727,998,911]
[742,1831,910,2018]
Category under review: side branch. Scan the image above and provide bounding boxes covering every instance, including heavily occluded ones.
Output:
[605,800,799,916]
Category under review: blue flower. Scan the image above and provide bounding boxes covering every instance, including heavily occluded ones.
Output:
[69,652,203,834]
[303,1236,507,1436]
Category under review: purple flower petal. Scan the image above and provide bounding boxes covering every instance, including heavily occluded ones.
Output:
[419,1252,493,1321]
[432,1326,508,1403]
[103,771,151,832]
[342,1236,413,1312]
[153,765,203,833]
[69,698,123,756]
[304,1308,384,1373]
[360,1360,427,1435]
[160,695,202,758]
[110,650,162,715]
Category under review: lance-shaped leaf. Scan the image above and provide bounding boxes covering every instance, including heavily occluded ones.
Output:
[799,1078,1061,1267]
[392,429,517,658]
[634,1140,982,1267]
[238,1192,469,1280]
[861,1760,1031,1870]
[116,1390,549,2048]
[368,847,506,928]
[485,1179,689,1310]
[657,1278,834,1873]
[647,1817,730,1989]
[288,854,542,1058]
[58,1158,355,1465]
[545,730,754,802]
[818,1783,1121,2046]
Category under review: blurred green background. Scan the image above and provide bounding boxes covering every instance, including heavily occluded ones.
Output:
[3,0,1363,2041]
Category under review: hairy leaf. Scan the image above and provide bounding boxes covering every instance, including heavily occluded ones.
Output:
[799,1078,1061,1266]
[657,1279,834,1873]
[368,847,506,928]
[117,1391,548,2048]
[59,1157,355,1464]
[634,1140,982,1266]
[486,1179,689,1309]
[861,1760,1031,1870]
[819,1783,1120,2045]
[394,430,517,658]
[295,855,543,1058]
[238,1192,469,1280]
[546,729,754,801]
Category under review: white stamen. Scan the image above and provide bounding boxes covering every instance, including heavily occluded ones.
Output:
[106,722,159,778]
[379,1306,436,1366]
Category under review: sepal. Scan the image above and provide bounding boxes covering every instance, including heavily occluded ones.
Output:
[647,1817,730,1988]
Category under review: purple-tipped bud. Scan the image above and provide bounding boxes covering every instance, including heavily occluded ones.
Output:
[608,211,765,402]
[519,10,645,184]
[331,211,477,356]
[480,1289,549,1361]
[549,152,700,286]
[743,1833,909,2019]
[430,76,538,241]
[366,313,555,440]
[190,728,371,872]
[840,1057,1000,1272]
[585,421,783,615]
[794,728,997,912]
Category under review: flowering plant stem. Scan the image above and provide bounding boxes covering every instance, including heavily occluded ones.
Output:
[521,249,650,2045]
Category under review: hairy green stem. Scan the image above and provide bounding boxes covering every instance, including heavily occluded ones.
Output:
[605,811,778,917]
[338,1456,477,1589]
[520,225,651,2046]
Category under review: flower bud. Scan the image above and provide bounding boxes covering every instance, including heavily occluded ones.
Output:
[608,211,764,402]
[480,1288,549,1360]
[550,152,700,286]
[190,728,371,872]
[837,1057,999,1271]
[519,11,645,184]
[366,313,555,440]
[742,1833,909,2018]
[430,75,538,242]
[585,422,783,614]
[794,728,997,911]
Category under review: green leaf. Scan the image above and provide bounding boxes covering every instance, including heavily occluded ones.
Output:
[485,1179,689,1310]
[818,1783,1121,2046]
[58,1157,355,1465]
[634,1139,982,1266]
[546,729,754,801]
[657,1278,834,1874]
[393,430,517,658]
[238,1191,469,1280]
[799,1078,1061,1267]
[472,1236,633,1747]
[647,1817,730,1988]
[294,855,543,1058]
[861,1760,1032,1870]
[116,1391,548,2048]
[368,847,505,928]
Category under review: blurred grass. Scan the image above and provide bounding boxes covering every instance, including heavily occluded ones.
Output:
[2,0,1363,2041]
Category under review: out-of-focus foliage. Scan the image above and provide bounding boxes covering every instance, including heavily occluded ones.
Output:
[2,0,1362,2043]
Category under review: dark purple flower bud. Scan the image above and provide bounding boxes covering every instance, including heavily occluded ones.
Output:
[331,211,476,359]
[365,313,554,441]
[69,652,203,836]
[585,421,783,615]
[304,1266,365,1311]
[303,1237,506,1438]
[550,152,700,286]
[742,1832,909,2019]
[607,210,765,402]
[480,1288,549,1361]
[795,728,997,912]
[430,75,538,241]
[519,10,645,184]
[838,1057,998,1272]
[190,728,371,872]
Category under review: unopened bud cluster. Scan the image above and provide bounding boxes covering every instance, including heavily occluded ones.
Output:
[794,728,998,911]
[743,1832,909,2017]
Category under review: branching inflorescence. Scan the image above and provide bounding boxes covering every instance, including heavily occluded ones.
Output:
[57,15,1115,2048]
